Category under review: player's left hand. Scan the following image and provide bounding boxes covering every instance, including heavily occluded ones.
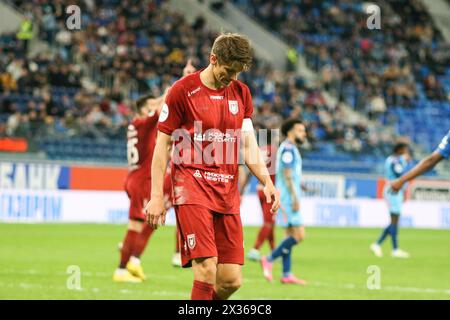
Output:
[263,183,280,214]
[144,196,166,230]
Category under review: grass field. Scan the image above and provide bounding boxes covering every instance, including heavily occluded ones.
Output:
[0,223,449,300]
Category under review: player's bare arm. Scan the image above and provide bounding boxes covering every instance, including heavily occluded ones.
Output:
[238,165,251,196]
[145,131,172,229]
[283,168,299,212]
[390,151,443,192]
[242,129,280,213]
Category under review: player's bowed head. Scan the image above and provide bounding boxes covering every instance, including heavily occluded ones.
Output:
[201,32,253,89]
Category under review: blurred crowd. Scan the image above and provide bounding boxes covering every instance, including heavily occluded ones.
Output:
[2,0,441,157]
[233,0,449,113]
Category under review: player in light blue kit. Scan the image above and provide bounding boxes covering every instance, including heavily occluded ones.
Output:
[261,119,307,285]
[390,129,450,192]
[370,142,412,258]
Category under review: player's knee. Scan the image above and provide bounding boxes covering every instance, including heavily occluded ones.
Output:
[193,258,217,281]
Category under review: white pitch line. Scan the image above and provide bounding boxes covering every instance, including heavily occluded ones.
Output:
[0,281,187,298]
[0,269,183,281]
[244,277,450,295]
[1,269,449,296]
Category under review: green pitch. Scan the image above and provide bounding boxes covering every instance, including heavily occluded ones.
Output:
[0,223,449,300]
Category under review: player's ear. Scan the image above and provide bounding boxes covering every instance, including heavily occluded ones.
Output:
[210,54,217,65]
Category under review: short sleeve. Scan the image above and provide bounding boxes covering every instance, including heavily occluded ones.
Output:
[391,160,404,177]
[157,83,185,135]
[280,148,295,169]
[243,84,253,119]
[436,131,450,159]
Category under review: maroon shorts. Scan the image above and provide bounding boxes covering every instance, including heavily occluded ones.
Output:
[125,172,172,221]
[125,178,150,221]
[258,189,275,224]
[175,204,244,268]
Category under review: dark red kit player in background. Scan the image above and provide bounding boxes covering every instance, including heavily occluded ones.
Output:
[241,129,278,261]
[145,33,280,300]
[113,61,196,283]
[113,94,163,283]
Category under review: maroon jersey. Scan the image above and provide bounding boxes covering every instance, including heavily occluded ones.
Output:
[126,111,159,183]
[157,70,253,214]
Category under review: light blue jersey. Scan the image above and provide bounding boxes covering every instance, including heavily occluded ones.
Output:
[384,154,409,215]
[436,130,450,159]
[385,155,408,181]
[276,140,303,227]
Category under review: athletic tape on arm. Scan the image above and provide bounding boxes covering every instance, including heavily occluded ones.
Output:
[242,118,254,132]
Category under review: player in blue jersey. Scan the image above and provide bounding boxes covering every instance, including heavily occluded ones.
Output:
[390,130,450,192]
[261,119,307,285]
[370,142,412,258]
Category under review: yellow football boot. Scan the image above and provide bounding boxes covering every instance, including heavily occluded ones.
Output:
[126,258,147,281]
[112,269,142,283]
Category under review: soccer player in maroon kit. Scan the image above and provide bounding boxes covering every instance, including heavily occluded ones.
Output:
[113,94,164,283]
[145,33,280,300]
[245,130,278,261]
[114,61,197,282]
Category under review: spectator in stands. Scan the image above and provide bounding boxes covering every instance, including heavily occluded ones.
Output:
[3,0,438,165]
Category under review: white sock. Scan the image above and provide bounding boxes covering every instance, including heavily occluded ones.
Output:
[115,268,126,275]
[130,256,141,265]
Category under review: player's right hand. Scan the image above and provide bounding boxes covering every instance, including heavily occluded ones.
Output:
[263,183,280,214]
[144,196,166,230]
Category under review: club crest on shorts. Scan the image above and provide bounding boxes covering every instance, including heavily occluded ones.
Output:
[187,234,196,249]
[228,100,238,115]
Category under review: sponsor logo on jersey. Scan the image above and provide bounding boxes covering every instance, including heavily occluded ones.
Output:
[203,171,234,183]
[193,170,202,178]
[187,87,201,97]
[228,100,238,115]
[187,234,196,249]
[210,95,224,100]
[193,131,237,142]
[192,169,233,183]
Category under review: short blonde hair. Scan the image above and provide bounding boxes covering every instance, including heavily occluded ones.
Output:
[211,33,253,71]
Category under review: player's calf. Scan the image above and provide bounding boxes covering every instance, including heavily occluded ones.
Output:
[191,257,217,300]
